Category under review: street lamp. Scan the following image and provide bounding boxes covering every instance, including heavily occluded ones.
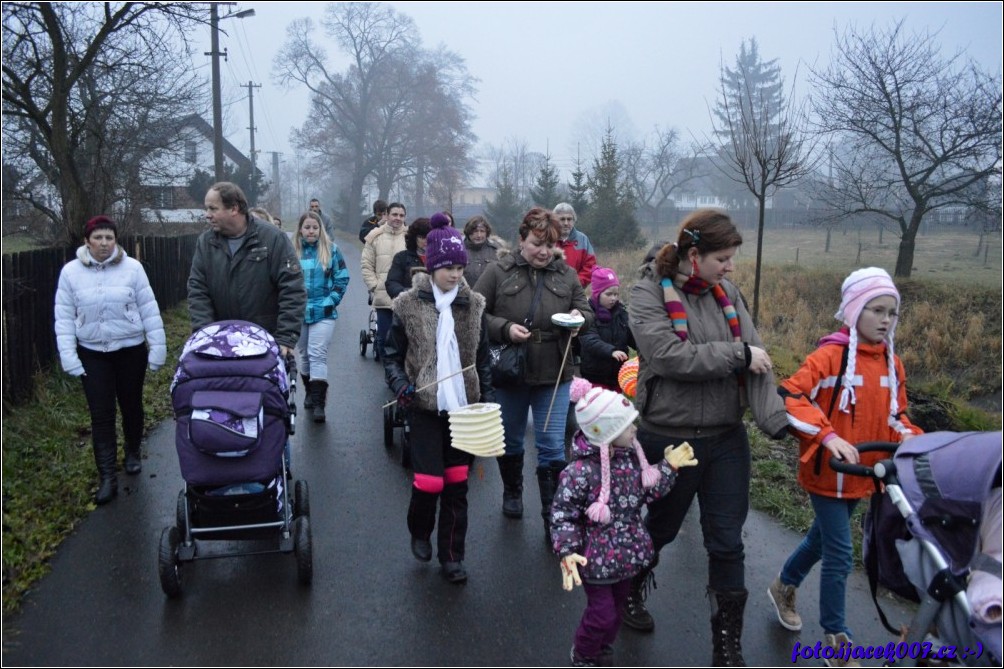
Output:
[209,4,255,182]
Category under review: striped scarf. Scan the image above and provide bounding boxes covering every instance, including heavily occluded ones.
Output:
[660,273,741,342]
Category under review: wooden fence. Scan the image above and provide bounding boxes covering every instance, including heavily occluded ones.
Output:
[1,234,199,409]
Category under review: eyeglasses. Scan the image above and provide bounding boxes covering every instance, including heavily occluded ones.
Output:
[863,306,899,320]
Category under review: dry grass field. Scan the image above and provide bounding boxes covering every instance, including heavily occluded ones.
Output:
[602,223,1003,411]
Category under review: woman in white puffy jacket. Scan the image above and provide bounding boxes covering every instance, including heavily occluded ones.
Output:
[54,216,166,504]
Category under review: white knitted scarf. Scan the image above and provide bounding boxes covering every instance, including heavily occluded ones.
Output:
[432,282,467,412]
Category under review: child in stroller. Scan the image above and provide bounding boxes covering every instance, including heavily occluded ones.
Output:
[158,320,312,597]
[832,431,1002,667]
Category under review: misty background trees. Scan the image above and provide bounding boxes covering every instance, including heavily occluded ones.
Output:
[272,2,476,228]
[1,1,998,267]
[711,37,815,323]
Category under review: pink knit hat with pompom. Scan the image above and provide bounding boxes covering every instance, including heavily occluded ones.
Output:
[569,377,660,524]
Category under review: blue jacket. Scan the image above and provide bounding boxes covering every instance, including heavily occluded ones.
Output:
[299,240,350,324]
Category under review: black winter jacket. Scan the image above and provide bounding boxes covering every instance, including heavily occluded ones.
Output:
[579,302,635,389]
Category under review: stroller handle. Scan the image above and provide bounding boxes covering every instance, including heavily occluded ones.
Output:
[828,441,898,480]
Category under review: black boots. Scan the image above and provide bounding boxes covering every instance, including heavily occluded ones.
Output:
[93,442,118,505]
[622,557,658,632]
[123,443,141,474]
[536,461,566,540]
[709,588,748,667]
[301,374,313,410]
[497,453,524,518]
[309,380,328,423]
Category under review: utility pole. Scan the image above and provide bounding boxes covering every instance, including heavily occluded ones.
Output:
[205,3,254,182]
[243,80,261,204]
[270,151,282,219]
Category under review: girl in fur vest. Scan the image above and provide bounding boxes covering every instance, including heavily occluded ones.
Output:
[384,212,495,584]
[551,378,697,666]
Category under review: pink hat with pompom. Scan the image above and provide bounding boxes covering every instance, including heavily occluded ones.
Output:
[569,377,659,524]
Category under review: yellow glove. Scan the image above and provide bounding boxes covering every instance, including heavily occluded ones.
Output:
[560,553,588,591]
[664,442,698,470]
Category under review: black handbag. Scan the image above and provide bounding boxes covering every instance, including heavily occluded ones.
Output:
[489,272,545,387]
[487,341,525,387]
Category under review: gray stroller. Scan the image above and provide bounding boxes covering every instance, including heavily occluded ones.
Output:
[833,431,1002,667]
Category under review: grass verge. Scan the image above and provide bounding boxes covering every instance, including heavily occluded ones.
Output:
[1,303,191,613]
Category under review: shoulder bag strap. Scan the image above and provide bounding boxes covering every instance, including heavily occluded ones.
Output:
[524,271,546,328]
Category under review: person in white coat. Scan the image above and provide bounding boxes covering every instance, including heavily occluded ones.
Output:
[54,216,166,504]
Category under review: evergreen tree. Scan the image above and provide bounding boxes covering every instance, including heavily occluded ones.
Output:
[567,151,590,218]
[713,37,783,139]
[484,164,524,232]
[530,153,561,208]
[580,128,641,251]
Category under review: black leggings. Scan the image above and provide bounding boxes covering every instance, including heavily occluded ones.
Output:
[78,343,148,448]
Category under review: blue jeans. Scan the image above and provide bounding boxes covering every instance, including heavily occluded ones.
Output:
[495,382,570,467]
[375,308,393,360]
[780,493,858,636]
[637,425,751,592]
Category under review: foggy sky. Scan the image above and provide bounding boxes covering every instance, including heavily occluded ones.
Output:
[205,1,1003,182]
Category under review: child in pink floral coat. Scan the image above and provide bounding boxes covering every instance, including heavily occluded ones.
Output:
[551,378,697,666]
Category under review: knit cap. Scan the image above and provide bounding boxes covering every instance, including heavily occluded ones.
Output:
[590,266,620,302]
[833,267,901,419]
[84,215,117,238]
[425,212,468,271]
[569,377,660,524]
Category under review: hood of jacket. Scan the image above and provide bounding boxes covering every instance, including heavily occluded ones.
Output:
[77,244,126,268]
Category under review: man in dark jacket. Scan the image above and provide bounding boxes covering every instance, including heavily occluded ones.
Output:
[359,199,388,244]
[189,182,306,355]
[309,198,336,240]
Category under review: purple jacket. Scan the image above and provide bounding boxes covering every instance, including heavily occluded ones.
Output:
[550,432,678,583]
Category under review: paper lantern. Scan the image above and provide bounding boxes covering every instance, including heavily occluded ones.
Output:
[618,358,639,399]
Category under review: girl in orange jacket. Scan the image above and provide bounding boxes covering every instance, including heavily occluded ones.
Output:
[767,268,922,664]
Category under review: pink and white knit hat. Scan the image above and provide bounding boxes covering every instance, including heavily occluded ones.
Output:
[834,267,901,420]
[569,377,660,524]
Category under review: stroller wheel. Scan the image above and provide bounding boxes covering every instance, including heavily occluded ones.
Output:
[294,480,310,519]
[401,435,412,469]
[175,490,188,538]
[294,516,313,586]
[383,404,395,449]
[359,330,368,356]
[158,526,182,598]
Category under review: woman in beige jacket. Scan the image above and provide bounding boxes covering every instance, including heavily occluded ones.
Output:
[361,202,408,360]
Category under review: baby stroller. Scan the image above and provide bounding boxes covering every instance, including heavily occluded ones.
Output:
[832,432,1002,666]
[383,401,411,469]
[359,290,378,359]
[158,320,313,597]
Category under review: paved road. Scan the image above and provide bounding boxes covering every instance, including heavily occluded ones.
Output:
[2,233,914,666]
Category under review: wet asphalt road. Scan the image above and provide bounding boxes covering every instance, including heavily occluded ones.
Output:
[2,232,914,666]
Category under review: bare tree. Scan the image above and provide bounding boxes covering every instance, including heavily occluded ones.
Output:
[710,38,815,324]
[274,3,476,222]
[482,138,541,208]
[623,127,706,230]
[2,2,207,244]
[810,20,1002,277]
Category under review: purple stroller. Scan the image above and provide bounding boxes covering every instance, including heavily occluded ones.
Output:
[158,320,312,597]
[832,431,1002,666]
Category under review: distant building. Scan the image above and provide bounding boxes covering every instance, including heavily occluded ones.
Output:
[139,114,264,224]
